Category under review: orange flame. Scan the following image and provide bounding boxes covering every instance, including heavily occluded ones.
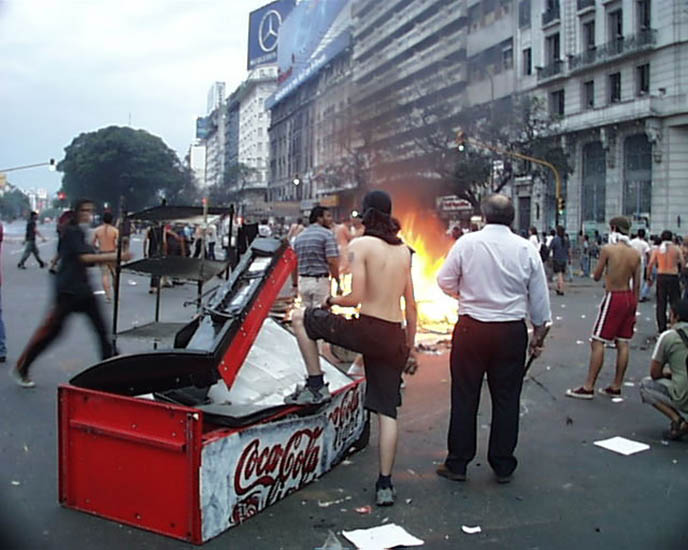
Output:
[398,210,458,333]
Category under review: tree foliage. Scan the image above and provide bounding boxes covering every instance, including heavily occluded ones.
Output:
[57,126,190,212]
[205,163,257,206]
[0,188,30,220]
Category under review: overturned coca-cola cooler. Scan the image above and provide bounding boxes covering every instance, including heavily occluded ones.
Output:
[58,237,368,544]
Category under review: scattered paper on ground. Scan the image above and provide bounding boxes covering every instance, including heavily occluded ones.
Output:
[461,525,482,534]
[623,382,635,387]
[593,436,650,456]
[576,340,585,345]
[612,397,624,403]
[342,523,424,548]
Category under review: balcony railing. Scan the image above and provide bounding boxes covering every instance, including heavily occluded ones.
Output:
[568,29,657,72]
[542,3,560,26]
[537,59,563,81]
[577,0,595,10]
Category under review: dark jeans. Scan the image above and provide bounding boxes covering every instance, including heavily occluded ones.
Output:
[16,292,113,377]
[207,242,216,260]
[18,240,43,266]
[446,315,528,477]
[656,274,681,333]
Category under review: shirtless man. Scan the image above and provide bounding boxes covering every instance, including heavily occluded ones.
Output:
[647,230,684,333]
[92,212,119,303]
[288,190,417,507]
[566,216,641,399]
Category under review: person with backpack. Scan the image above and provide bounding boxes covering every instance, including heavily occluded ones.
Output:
[639,298,688,440]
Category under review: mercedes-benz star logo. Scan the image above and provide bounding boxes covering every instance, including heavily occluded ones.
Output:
[259,9,281,53]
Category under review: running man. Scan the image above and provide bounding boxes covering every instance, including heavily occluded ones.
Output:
[566,216,641,399]
[287,190,417,507]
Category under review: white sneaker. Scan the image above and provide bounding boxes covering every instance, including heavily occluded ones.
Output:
[9,367,36,388]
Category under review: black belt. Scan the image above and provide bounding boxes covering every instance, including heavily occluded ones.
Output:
[300,273,329,278]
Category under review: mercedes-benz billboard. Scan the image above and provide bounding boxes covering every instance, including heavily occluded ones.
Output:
[247,0,296,70]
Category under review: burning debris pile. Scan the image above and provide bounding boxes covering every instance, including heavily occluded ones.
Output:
[398,209,457,336]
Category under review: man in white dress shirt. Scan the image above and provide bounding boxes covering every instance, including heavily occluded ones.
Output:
[435,194,552,483]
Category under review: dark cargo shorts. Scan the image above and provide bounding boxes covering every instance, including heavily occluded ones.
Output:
[303,308,409,418]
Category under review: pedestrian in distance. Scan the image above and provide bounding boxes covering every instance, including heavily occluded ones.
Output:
[0,221,7,362]
[550,225,570,295]
[580,233,591,278]
[630,228,651,301]
[288,190,417,507]
[436,194,551,484]
[566,216,641,399]
[92,211,119,303]
[292,206,340,307]
[9,199,132,388]
[17,211,46,269]
[647,230,684,334]
[639,298,688,440]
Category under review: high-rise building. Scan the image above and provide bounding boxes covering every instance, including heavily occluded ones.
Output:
[207,81,226,116]
[267,0,354,216]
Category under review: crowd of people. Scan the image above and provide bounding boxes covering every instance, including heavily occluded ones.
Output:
[4,194,688,510]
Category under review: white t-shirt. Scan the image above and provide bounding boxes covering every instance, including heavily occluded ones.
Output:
[630,237,650,261]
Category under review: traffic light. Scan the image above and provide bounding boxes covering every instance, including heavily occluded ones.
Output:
[57,191,66,201]
[49,158,56,172]
[456,130,466,152]
[557,196,565,213]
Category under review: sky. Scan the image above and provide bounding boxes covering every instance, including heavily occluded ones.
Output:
[0,0,272,195]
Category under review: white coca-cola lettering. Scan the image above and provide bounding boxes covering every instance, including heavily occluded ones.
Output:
[328,387,361,452]
[234,427,323,497]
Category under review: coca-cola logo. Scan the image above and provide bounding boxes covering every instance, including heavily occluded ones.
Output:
[234,427,323,503]
[231,491,260,525]
[328,387,361,452]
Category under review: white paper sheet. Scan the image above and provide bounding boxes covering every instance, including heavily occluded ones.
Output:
[593,436,650,456]
[342,523,424,549]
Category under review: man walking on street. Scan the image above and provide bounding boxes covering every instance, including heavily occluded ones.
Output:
[436,194,551,484]
[566,216,641,399]
[288,190,417,507]
[550,225,570,295]
[292,206,340,307]
[630,228,651,302]
[647,230,684,334]
[0,221,7,362]
[17,211,46,269]
[9,199,131,388]
[92,211,119,303]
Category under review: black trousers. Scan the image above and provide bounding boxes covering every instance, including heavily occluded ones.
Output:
[16,292,113,377]
[446,315,527,477]
[656,274,681,333]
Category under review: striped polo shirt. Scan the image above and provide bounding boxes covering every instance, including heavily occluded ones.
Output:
[293,224,339,277]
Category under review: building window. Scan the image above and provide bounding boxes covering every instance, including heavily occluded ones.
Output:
[583,80,595,109]
[550,89,565,116]
[623,134,652,218]
[582,141,607,223]
[523,48,532,75]
[608,8,623,41]
[637,63,650,95]
[502,47,513,70]
[519,0,530,28]
[609,72,621,103]
[545,33,560,65]
[637,0,651,31]
[582,19,595,50]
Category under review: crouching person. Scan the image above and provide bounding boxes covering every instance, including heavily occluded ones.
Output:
[287,190,417,507]
[640,298,688,440]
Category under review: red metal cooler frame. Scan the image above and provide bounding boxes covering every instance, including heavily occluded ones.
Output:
[58,241,367,544]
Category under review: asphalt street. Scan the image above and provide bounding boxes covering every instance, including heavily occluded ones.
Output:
[1,225,687,549]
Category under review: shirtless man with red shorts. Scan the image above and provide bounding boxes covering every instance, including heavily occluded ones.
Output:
[566,216,641,399]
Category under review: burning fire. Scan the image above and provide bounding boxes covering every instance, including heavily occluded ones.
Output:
[398,211,458,333]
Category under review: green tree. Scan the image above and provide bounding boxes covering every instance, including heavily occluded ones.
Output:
[57,126,188,212]
[0,188,30,220]
[205,163,256,206]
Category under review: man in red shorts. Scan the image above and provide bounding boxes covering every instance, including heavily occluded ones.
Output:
[566,216,641,399]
